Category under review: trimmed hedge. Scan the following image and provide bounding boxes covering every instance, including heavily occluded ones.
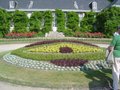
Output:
[25,39,98,47]
[13,10,28,33]
[11,48,105,61]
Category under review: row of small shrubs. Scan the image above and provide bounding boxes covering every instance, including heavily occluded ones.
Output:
[25,39,98,47]
[74,32,105,38]
[5,32,37,38]
[11,48,105,61]
[50,59,88,67]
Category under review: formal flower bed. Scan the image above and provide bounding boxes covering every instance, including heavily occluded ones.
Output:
[28,42,102,53]
[11,39,105,64]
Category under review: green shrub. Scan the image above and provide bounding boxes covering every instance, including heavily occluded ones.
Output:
[96,7,120,37]
[63,29,73,36]
[80,12,96,32]
[66,12,80,33]
[29,11,42,33]
[36,32,44,37]
[42,11,53,33]
[13,10,28,33]
[0,8,10,37]
[55,9,65,32]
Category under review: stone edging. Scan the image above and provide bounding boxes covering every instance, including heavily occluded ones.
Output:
[2,53,110,71]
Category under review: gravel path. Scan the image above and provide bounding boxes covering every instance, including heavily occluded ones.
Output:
[0,43,110,90]
[0,43,109,53]
[94,44,109,48]
[0,43,29,52]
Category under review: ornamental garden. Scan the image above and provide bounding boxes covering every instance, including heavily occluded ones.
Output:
[0,6,120,88]
[3,39,108,71]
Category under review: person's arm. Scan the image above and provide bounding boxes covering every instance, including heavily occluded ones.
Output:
[108,46,114,52]
[108,36,117,52]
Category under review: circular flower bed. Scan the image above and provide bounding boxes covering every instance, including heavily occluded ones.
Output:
[10,39,105,68]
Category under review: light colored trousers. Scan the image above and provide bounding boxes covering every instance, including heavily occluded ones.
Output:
[112,58,120,90]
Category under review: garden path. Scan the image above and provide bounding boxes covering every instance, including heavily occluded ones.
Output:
[0,43,109,53]
[0,43,29,52]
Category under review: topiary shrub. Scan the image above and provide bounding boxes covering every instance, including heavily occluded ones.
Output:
[55,9,65,32]
[66,11,80,34]
[0,8,10,37]
[13,10,28,33]
[29,11,42,33]
[42,11,53,34]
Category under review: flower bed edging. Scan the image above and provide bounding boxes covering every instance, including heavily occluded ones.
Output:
[2,53,110,71]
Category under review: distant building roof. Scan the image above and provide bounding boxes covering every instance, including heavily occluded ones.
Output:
[112,0,120,7]
[114,0,120,5]
[0,0,111,12]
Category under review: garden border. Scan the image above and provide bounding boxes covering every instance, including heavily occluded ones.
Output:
[3,53,110,71]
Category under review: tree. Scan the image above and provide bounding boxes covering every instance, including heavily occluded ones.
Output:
[80,12,96,32]
[55,9,65,32]
[29,11,42,33]
[13,10,28,33]
[42,11,53,34]
[0,8,10,37]
[96,7,120,37]
[66,12,79,32]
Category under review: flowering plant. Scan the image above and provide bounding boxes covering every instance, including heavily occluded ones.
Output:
[5,32,37,38]
[50,59,88,67]
[74,32,105,38]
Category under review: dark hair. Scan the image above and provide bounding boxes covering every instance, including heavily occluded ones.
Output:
[117,26,120,30]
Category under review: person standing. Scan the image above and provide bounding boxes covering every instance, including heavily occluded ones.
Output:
[113,26,120,36]
[108,26,120,90]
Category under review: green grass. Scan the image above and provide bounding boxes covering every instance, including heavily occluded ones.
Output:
[0,51,112,89]
[0,37,111,44]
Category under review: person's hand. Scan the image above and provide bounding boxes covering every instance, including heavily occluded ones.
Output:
[107,46,114,52]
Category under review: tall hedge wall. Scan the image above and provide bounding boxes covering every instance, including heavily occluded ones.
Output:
[13,10,28,33]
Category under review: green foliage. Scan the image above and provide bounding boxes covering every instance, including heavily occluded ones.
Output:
[36,31,44,37]
[42,11,53,34]
[55,9,65,32]
[63,28,73,36]
[66,12,80,33]
[0,8,10,37]
[96,7,120,37]
[29,11,42,33]
[80,12,96,32]
[13,10,28,33]
[11,46,105,61]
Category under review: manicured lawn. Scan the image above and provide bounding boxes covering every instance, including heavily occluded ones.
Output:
[0,51,112,89]
[0,37,111,44]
